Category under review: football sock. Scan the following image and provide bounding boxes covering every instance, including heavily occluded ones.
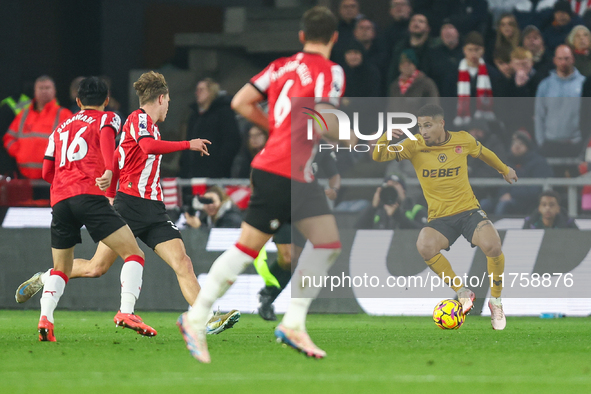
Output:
[490,296,502,306]
[426,253,462,292]
[119,255,144,314]
[261,260,293,302]
[40,269,68,324]
[487,253,505,298]
[40,269,51,285]
[282,242,341,331]
[188,244,258,327]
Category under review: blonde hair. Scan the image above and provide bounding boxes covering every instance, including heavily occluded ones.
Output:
[133,71,169,106]
[199,78,220,99]
[567,25,591,48]
[511,47,533,61]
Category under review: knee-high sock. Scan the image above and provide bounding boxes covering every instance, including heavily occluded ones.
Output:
[120,255,144,314]
[282,242,341,331]
[40,269,68,323]
[426,253,462,292]
[188,244,258,327]
[487,253,505,298]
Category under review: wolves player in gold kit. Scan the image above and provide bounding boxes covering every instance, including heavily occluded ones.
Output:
[373,104,517,330]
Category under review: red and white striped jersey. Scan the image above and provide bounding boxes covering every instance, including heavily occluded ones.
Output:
[117,109,163,201]
[44,110,120,206]
[249,52,345,182]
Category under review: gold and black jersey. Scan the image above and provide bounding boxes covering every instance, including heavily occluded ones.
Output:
[373,131,509,220]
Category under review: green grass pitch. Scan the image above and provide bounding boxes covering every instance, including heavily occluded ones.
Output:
[0,310,590,393]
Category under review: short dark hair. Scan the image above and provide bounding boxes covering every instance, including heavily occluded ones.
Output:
[301,6,338,44]
[539,190,561,205]
[417,104,445,119]
[464,31,484,47]
[78,76,109,106]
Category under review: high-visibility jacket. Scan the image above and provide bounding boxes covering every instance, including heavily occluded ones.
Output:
[0,94,31,116]
[3,99,72,179]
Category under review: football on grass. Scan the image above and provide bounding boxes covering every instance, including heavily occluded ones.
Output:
[433,299,465,330]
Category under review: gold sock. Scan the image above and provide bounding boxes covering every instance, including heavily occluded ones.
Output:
[425,253,462,292]
[487,253,505,298]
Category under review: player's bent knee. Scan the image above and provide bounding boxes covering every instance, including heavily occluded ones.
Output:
[416,240,438,260]
[482,242,502,257]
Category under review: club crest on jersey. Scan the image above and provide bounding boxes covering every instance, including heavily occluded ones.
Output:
[455,146,463,154]
[438,153,447,163]
[269,219,280,231]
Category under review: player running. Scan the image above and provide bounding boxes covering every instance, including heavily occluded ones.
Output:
[373,104,517,330]
[36,76,148,341]
[17,72,240,337]
[177,6,345,362]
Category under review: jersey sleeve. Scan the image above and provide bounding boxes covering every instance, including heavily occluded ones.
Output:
[464,132,483,158]
[44,131,56,160]
[100,112,122,134]
[250,62,274,97]
[130,112,155,142]
[373,132,416,162]
[316,64,345,106]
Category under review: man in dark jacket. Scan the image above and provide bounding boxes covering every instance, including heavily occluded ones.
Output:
[179,78,241,179]
[484,130,553,216]
[523,190,578,229]
[356,174,427,230]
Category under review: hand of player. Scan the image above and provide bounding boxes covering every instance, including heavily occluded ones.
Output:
[503,167,518,184]
[189,138,211,156]
[95,170,113,191]
[107,197,114,205]
[325,188,337,200]
[372,187,382,208]
[389,129,405,139]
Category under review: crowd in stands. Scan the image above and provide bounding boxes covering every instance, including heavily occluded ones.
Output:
[2,0,591,223]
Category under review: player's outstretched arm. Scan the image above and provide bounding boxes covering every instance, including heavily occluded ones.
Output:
[502,167,518,184]
[188,138,211,156]
[231,83,268,131]
[372,132,398,162]
[478,146,517,183]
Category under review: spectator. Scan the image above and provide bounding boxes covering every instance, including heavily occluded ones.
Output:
[3,76,72,179]
[535,44,584,159]
[543,1,580,53]
[453,31,495,126]
[383,0,412,56]
[429,19,463,97]
[514,0,559,30]
[567,25,591,76]
[482,130,553,215]
[332,0,363,64]
[521,25,553,78]
[341,39,381,97]
[489,13,522,63]
[509,47,544,96]
[388,49,439,112]
[184,185,243,229]
[491,46,515,97]
[231,125,268,178]
[179,78,241,179]
[353,17,385,73]
[355,174,427,229]
[386,13,434,88]
[523,190,578,228]
[412,0,489,36]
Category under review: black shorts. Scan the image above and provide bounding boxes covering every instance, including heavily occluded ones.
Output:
[426,208,489,249]
[244,168,331,234]
[51,195,127,249]
[114,191,182,250]
[272,223,307,248]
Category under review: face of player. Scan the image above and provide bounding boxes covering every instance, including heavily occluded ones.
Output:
[573,29,591,51]
[390,0,410,21]
[463,44,484,65]
[417,116,445,146]
[34,79,56,108]
[498,16,517,39]
[157,93,170,122]
[354,20,375,44]
[203,192,222,217]
[440,24,459,49]
[539,196,560,221]
[523,32,544,54]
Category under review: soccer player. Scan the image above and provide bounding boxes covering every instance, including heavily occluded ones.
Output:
[17,72,240,336]
[373,104,517,330]
[37,76,147,341]
[177,6,345,363]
